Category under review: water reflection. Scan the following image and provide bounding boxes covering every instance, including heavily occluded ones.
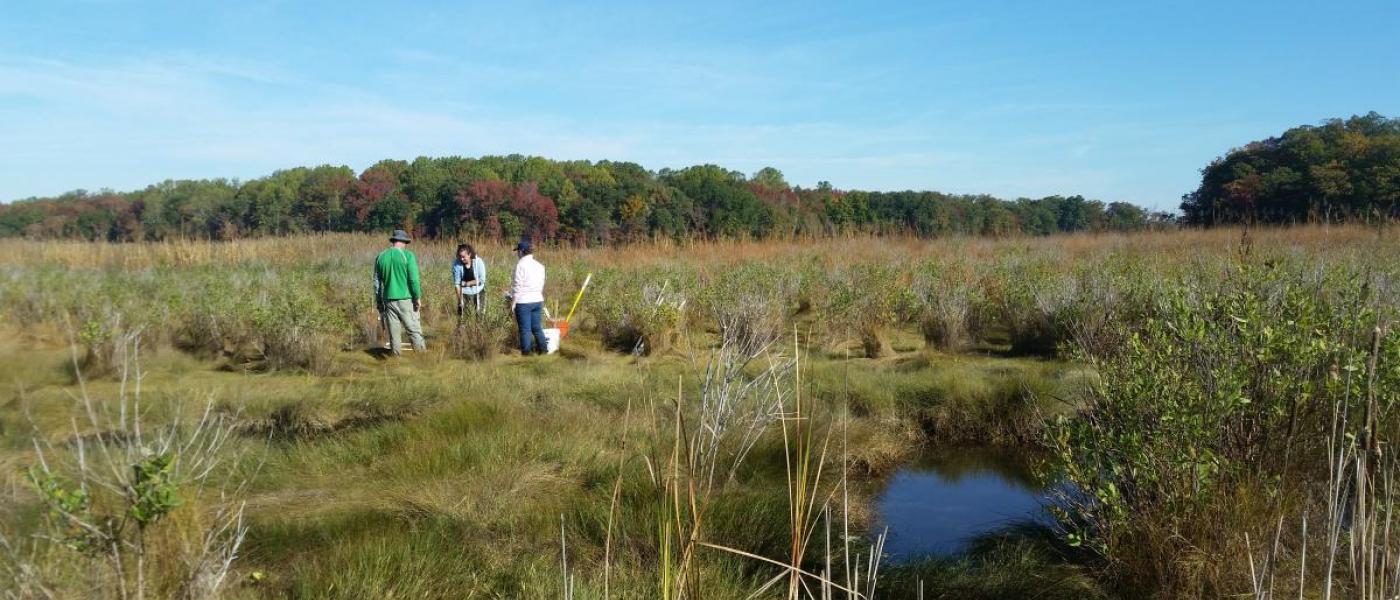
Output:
[874,446,1053,563]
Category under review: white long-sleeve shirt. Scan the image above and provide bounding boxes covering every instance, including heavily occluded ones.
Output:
[510,254,546,304]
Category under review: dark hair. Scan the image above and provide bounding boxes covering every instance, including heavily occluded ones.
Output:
[456,244,475,260]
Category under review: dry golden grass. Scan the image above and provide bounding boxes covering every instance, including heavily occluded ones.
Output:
[3,223,1394,272]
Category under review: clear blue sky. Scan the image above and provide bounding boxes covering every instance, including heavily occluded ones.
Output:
[2,0,1397,210]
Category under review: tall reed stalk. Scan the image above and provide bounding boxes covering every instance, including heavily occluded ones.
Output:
[1247,323,1398,600]
[646,327,885,599]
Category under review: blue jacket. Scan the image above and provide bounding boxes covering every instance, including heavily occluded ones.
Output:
[452,256,487,296]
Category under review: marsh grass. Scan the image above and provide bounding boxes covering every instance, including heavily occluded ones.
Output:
[878,524,1105,599]
[803,353,1081,448]
[2,227,1398,598]
[3,322,916,598]
[446,307,516,361]
[3,225,1395,370]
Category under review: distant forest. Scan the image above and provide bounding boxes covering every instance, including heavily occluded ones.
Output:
[7,112,1392,243]
[1181,112,1400,225]
[0,158,1164,244]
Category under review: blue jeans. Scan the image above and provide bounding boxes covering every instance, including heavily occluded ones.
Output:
[514,302,548,354]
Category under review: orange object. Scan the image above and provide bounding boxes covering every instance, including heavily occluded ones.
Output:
[549,273,590,342]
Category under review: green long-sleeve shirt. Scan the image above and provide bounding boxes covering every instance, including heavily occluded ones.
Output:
[374,246,422,302]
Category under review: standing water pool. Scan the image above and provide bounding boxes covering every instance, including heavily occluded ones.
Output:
[873,446,1056,563]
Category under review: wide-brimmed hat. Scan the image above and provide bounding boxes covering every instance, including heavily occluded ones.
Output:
[389,229,412,243]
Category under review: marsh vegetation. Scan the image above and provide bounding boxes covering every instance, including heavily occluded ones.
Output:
[0,225,1396,598]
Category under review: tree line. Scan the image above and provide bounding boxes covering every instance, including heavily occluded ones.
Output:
[1181,112,1400,225]
[1,156,1164,243]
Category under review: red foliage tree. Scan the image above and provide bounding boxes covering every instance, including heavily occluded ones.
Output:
[114,199,146,241]
[455,179,511,236]
[455,180,559,241]
[345,166,399,228]
[509,182,560,241]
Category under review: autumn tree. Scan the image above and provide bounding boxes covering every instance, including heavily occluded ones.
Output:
[1,156,1157,241]
[1182,112,1400,224]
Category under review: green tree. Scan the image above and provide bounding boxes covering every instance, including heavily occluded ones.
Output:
[662,165,769,238]
[241,169,307,236]
[295,165,354,232]
[1104,202,1147,230]
[1183,112,1400,224]
[750,166,788,190]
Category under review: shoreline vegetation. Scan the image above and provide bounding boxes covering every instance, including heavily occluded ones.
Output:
[1,225,1396,598]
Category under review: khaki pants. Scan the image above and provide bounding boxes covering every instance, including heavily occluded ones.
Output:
[382,298,425,355]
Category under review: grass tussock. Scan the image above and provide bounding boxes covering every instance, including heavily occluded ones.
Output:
[446,308,516,361]
[879,524,1106,600]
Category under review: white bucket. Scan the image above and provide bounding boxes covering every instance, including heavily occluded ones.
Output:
[543,328,561,354]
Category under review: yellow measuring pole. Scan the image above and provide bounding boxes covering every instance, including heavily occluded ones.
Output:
[565,272,593,323]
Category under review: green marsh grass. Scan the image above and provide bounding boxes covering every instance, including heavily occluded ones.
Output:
[2,226,1397,598]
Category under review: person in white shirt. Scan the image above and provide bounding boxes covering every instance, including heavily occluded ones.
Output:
[506,238,548,355]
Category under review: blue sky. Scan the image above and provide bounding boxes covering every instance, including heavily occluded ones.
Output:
[2,0,1396,210]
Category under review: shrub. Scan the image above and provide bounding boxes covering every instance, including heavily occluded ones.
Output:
[790,260,828,315]
[693,262,789,347]
[826,264,916,358]
[75,316,125,379]
[912,259,980,351]
[1060,256,1160,360]
[11,340,249,600]
[172,288,251,359]
[986,255,1077,356]
[1047,261,1397,596]
[249,284,346,373]
[589,269,688,355]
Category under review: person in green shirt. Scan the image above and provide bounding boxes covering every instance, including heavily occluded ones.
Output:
[373,229,425,355]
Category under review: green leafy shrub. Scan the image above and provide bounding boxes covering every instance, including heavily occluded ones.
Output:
[693,262,789,347]
[250,284,347,373]
[986,255,1078,356]
[19,343,249,600]
[790,260,828,315]
[1048,261,1396,596]
[172,286,252,359]
[826,264,917,358]
[128,453,182,526]
[76,317,120,379]
[589,268,689,355]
